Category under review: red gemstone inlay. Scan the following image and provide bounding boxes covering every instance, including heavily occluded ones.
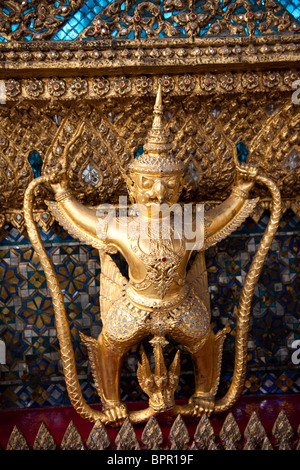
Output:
[162,257,167,262]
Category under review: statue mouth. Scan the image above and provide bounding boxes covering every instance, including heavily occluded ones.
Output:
[145,200,171,211]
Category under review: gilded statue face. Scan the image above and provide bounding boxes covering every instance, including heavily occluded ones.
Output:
[131,172,183,209]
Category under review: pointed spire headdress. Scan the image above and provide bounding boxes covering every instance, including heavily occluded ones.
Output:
[128,84,185,175]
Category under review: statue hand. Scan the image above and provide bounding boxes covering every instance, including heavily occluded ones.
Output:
[44,122,85,194]
[44,165,69,195]
[234,163,258,194]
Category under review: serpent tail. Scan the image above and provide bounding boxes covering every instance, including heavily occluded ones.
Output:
[214,174,281,413]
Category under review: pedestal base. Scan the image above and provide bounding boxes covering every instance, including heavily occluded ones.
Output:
[1,395,299,450]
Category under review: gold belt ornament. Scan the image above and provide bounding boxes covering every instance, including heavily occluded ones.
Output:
[23,85,281,426]
[125,284,190,311]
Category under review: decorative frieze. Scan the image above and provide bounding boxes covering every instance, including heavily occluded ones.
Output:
[0,36,299,76]
[3,410,300,450]
[1,69,300,102]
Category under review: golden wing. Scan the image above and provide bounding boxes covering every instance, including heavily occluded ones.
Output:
[204,198,259,250]
[186,251,211,312]
[99,252,128,318]
[47,200,128,317]
[187,198,258,310]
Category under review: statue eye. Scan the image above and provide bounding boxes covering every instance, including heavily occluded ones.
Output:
[142,178,154,189]
[167,179,176,189]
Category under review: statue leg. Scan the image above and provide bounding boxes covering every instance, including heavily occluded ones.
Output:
[188,330,216,412]
[169,295,223,415]
[96,326,148,423]
[96,331,128,422]
[172,324,229,415]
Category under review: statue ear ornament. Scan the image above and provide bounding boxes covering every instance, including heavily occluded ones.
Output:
[24,84,282,426]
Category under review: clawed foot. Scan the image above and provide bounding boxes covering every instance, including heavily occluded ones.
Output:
[102,401,128,426]
[188,393,215,417]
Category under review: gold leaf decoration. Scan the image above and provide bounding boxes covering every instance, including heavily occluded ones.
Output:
[115,418,140,450]
[6,425,30,450]
[60,420,85,450]
[194,412,216,449]
[169,415,190,450]
[141,415,163,450]
[86,422,111,450]
[33,422,57,450]
[219,413,241,449]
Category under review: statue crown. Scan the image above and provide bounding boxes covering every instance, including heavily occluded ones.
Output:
[128,84,185,175]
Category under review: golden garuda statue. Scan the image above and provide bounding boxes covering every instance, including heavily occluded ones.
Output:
[24,85,281,426]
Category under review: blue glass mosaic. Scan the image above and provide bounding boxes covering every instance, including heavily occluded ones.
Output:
[236,141,249,164]
[28,151,43,179]
[52,0,110,40]
[0,0,299,42]
[52,0,300,41]
[279,0,300,21]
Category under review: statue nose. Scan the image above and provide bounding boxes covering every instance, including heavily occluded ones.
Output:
[152,180,167,202]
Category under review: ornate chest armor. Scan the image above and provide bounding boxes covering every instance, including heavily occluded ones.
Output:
[128,217,186,298]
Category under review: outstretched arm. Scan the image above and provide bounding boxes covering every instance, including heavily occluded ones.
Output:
[50,176,99,238]
[204,163,258,239]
